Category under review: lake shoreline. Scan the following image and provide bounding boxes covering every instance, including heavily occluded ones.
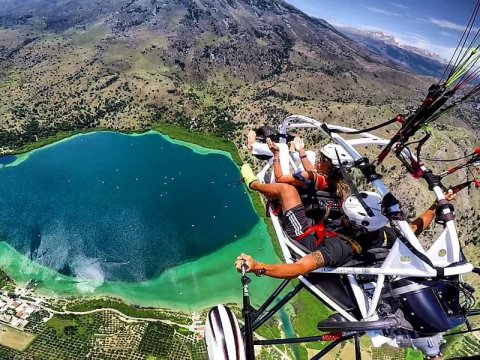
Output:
[4,124,242,166]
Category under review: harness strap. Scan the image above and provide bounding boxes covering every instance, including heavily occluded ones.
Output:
[338,234,363,255]
[293,170,319,188]
[296,224,362,254]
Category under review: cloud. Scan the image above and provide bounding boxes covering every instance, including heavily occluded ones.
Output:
[391,3,408,10]
[356,25,389,33]
[427,17,472,32]
[326,19,349,28]
[329,20,385,33]
[439,31,454,37]
[365,6,401,17]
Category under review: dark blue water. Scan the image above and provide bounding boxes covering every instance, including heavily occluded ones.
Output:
[0,132,257,282]
[0,155,16,165]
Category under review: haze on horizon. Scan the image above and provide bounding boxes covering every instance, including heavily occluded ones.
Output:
[285,0,478,61]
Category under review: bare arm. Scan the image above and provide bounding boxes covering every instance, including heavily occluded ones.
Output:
[235,252,324,279]
[410,190,456,236]
[410,203,437,236]
[267,138,304,185]
[294,137,315,171]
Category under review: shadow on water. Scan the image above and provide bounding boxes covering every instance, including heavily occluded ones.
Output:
[59,263,73,277]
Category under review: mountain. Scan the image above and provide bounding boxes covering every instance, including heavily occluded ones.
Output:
[339,27,446,78]
[0,0,431,150]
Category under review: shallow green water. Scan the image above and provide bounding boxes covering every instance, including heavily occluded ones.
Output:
[0,131,280,310]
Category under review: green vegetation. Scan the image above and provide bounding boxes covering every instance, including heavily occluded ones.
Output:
[46,317,82,337]
[405,348,423,359]
[65,297,190,324]
[15,128,105,154]
[47,316,78,337]
[444,332,480,358]
[256,317,281,340]
[291,289,333,351]
[139,322,175,358]
[0,309,207,359]
[0,268,13,289]
[152,123,242,165]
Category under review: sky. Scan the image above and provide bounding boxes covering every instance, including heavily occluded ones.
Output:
[284,0,479,60]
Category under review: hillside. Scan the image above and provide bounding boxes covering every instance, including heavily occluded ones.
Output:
[0,0,430,147]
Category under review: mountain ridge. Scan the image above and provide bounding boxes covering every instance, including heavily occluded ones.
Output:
[1,0,431,148]
[339,26,446,78]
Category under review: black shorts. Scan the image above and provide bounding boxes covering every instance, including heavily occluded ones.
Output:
[317,236,353,267]
[282,204,312,239]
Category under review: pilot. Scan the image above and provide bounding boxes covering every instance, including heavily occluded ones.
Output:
[235,190,456,278]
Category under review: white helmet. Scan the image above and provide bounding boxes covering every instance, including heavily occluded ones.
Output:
[320,144,355,169]
[342,191,388,231]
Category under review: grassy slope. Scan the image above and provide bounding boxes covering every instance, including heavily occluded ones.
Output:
[151,123,242,164]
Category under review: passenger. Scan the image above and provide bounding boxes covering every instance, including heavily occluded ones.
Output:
[241,152,346,245]
[241,140,353,246]
[266,137,351,200]
[234,190,456,278]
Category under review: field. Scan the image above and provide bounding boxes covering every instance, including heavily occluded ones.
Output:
[0,325,36,351]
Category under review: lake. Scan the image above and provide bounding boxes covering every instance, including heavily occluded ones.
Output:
[0,131,279,310]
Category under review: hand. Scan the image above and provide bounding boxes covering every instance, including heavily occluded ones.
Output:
[235,253,257,273]
[293,137,305,152]
[444,189,456,202]
[266,138,279,155]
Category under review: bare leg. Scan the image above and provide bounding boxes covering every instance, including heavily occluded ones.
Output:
[247,130,256,150]
[250,182,301,212]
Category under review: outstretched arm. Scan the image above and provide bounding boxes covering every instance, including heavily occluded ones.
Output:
[410,190,456,236]
[234,252,324,279]
[267,138,303,185]
[294,137,315,171]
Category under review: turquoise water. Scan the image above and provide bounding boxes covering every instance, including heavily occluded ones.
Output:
[0,132,280,309]
[279,309,300,359]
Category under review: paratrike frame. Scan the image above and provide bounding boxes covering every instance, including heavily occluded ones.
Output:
[242,114,479,359]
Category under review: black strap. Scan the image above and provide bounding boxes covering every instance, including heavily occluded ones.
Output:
[330,116,400,135]
[381,192,406,220]
[396,233,449,278]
